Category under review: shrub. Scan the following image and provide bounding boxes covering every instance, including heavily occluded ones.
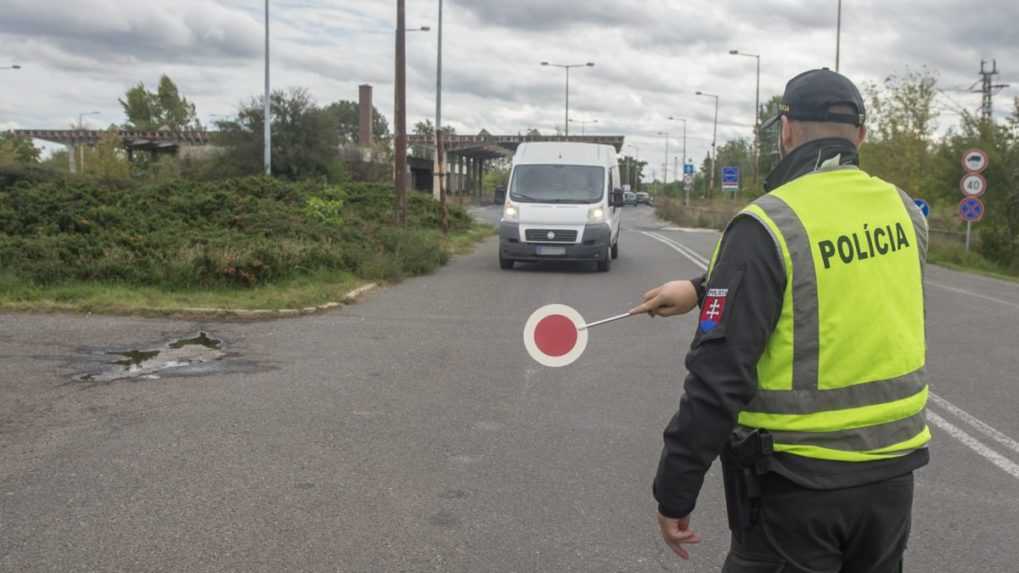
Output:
[0,176,472,288]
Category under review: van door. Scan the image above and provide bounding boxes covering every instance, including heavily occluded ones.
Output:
[608,166,620,243]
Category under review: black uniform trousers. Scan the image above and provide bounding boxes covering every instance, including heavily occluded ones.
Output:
[723,472,914,573]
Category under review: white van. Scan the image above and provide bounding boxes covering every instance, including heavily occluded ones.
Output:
[499,142,624,272]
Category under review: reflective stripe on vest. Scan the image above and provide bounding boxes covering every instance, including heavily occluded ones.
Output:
[709,167,930,462]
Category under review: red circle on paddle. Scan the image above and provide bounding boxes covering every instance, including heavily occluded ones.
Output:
[533,314,578,357]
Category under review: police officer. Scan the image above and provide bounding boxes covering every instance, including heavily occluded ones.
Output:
[632,69,930,572]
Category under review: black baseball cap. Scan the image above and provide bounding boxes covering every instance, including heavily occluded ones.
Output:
[761,68,866,130]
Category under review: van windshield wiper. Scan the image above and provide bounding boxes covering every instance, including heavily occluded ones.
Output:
[510,193,542,202]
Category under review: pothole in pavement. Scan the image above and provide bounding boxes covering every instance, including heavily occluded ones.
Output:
[75,332,227,383]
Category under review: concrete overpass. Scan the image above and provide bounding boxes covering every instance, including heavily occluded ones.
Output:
[10,129,211,173]
[407,132,625,197]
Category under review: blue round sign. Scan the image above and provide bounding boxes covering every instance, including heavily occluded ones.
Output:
[913,199,930,218]
[959,197,985,223]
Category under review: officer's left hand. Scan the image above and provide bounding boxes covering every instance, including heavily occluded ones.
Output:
[656,512,701,560]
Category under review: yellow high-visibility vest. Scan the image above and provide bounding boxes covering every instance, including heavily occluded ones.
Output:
[709,165,930,462]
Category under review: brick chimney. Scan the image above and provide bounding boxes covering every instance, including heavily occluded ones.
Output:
[358,84,373,147]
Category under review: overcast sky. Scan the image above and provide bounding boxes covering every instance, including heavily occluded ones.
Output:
[2,0,1017,175]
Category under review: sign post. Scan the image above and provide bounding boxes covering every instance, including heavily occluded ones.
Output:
[960,149,989,253]
[682,164,695,206]
[721,166,740,197]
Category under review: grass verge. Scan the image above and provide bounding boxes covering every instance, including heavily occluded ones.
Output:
[0,224,495,316]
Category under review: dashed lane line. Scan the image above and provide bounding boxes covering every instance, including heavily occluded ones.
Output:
[926,281,1019,311]
[639,229,705,269]
[929,392,1019,457]
[927,410,1019,480]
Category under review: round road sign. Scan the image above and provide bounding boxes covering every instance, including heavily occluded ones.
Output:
[523,304,589,368]
[962,148,989,173]
[960,173,988,198]
[913,198,930,218]
[959,197,985,223]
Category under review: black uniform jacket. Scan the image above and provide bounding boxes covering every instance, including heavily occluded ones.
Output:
[653,138,929,519]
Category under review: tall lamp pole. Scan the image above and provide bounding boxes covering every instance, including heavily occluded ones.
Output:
[836,0,842,72]
[656,131,670,190]
[541,61,595,137]
[569,118,598,135]
[435,0,448,233]
[668,117,689,205]
[696,91,720,196]
[264,0,272,176]
[730,50,761,193]
[0,64,21,70]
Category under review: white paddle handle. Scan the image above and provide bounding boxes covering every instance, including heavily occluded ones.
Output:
[577,312,635,331]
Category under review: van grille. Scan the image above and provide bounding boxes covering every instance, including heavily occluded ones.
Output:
[525,229,579,243]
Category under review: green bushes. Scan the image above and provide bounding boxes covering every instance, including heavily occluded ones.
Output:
[0,176,472,288]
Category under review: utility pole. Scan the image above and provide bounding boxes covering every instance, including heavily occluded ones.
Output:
[394,0,408,225]
[835,0,842,72]
[974,59,1009,125]
[435,0,448,234]
[264,0,272,176]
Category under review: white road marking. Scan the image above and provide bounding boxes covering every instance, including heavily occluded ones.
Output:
[644,227,1019,480]
[929,392,1019,456]
[659,226,719,233]
[927,281,1019,311]
[640,231,709,270]
[927,410,1019,480]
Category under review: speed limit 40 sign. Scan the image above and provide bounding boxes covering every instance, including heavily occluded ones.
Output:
[960,173,988,197]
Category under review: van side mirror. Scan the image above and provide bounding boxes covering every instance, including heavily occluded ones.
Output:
[610,189,625,207]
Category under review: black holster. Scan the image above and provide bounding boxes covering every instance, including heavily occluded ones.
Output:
[721,427,773,531]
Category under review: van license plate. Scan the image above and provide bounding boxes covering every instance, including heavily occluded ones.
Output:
[536,246,566,256]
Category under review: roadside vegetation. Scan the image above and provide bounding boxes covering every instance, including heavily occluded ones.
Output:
[648,68,1019,279]
[0,76,492,314]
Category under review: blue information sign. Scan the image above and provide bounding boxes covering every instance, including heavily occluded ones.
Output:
[684,163,695,175]
[913,199,930,218]
[959,197,985,223]
[722,167,740,185]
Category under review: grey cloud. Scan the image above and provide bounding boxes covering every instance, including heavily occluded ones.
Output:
[449,0,646,31]
[0,1,262,65]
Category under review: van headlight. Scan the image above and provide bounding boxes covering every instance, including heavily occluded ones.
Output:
[587,206,606,223]
[503,204,519,223]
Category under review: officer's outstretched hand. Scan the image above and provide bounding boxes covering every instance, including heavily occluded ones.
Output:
[631,280,699,318]
[657,513,701,560]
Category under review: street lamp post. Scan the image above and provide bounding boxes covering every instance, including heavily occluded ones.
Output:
[1,64,21,70]
[75,111,100,174]
[435,0,448,234]
[668,117,689,205]
[836,0,842,72]
[625,144,640,190]
[730,49,761,193]
[696,91,720,196]
[264,0,271,176]
[569,118,598,135]
[656,131,670,191]
[541,61,594,137]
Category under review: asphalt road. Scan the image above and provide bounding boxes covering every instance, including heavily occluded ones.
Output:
[2,205,1018,572]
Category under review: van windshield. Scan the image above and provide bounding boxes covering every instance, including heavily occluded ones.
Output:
[509,165,605,204]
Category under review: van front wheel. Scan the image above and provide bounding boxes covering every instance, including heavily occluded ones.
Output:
[611,239,619,260]
[597,248,612,272]
[499,255,514,270]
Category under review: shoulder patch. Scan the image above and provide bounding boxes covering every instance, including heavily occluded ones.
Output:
[699,288,729,333]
